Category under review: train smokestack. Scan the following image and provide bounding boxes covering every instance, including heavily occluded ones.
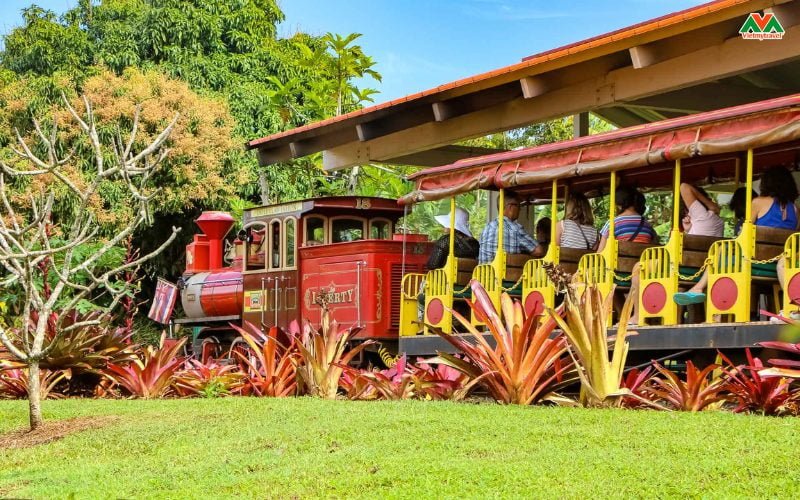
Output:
[195,212,235,270]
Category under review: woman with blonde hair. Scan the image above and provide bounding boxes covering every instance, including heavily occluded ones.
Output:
[555,193,599,250]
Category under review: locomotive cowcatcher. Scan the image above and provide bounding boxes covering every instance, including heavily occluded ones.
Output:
[172,196,430,358]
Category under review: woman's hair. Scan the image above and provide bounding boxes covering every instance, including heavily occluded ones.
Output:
[759,166,799,206]
[565,193,594,226]
[634,191,647,216]
[729,187,757,221]
[536,217,551,243]
[615,185,641,213]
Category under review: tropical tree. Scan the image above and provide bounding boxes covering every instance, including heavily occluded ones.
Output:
[0,94,180,430]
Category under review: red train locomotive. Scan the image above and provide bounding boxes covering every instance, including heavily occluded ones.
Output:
[171,197,430,356]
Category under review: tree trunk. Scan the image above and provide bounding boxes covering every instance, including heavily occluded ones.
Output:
[28,361,43,431]
[258,170,270,206]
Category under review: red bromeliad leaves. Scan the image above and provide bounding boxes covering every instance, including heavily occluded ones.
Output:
[102,334,186,399]
[344,355,479,401]
[173,358,245,398]
[647,361,729,411]
[433,281,576,405]
[0,368,69,400]
[718,349,794,415]
[620,366,655,409]
[757,341,800,378]
[232,323,299,397]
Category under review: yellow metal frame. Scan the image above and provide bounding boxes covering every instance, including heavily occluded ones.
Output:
[706,149,755,322]
[577,171,617,302]
[783,233,800,314]
[399,273,425,336]
[471,190,505,325]
[424,197,460,334]
[638,160,682,325]
[521,180,560,316]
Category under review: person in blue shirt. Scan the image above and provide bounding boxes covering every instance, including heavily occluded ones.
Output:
[478,193,545,264]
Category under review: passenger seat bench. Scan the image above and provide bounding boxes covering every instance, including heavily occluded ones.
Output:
[679,235,723,284]
[559,247,592,274]
[752,227,793,280]
[615,241,659,288]
[503,254,530,296]
[454,258,478,298]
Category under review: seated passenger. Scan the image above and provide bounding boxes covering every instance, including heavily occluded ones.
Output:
[675,167,800,314]
[679,183,724,237]
[556,193,599,250]
[427,208,480,269]
[535,217,552,256]
[418,208,479,321]
[597,186,657,252]
[478,194,542,264]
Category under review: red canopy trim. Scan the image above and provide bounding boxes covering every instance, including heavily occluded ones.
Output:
[401,94,800,205]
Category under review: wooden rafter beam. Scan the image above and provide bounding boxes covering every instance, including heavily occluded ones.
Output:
[323,22,800,170]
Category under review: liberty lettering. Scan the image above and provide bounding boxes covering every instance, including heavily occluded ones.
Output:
[312,288,355,305]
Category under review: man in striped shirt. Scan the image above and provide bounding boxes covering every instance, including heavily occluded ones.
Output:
[479,194,544,264]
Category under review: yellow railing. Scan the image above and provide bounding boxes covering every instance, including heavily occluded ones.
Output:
[783,233,800,314]
[399,273,425,336]
[471,263,500,326]
[706,227,752,322]
[424,267,454,334]
[521,258,554,317]
[638,243,679,326]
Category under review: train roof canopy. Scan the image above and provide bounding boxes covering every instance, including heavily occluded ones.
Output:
[246,0,800,171]
[400,93,800,204]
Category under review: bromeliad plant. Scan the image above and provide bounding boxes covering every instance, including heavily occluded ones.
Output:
[548,284,639,408]
[647,361,729,411]
[103,334,186,399]
[718,349,794,415]
[434,281,576,406]
[0,368,69,400]
[174,359,245,398]
[233,323,299,398]
[295,307,373,399]
[758,341,800,378]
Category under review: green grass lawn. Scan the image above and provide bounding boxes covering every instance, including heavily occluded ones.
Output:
[1,398,799,498]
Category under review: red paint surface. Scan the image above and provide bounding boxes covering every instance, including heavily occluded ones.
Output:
[427,298,445,324]
[710,277,738,311]
[642,282,667,314]
[198,270,244,317]
[788,274,800,305]
[524,291,545,317]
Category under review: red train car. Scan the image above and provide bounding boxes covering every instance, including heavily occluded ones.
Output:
[172,196,430,356]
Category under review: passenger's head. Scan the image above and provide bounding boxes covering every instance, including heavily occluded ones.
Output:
[502,193,521,220]
[729,187,757,221]
[615,185,641,213]
[759,166,799,206]
[634,191,647,217]
[536,217,551,243]
[565,193,594,226]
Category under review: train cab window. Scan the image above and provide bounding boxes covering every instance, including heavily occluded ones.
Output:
[270,220,281,269]
[285,218,296,268]
[243,224,266,271]
[332,218,364,243]
[305,216,326,246]
[370,219,392,239]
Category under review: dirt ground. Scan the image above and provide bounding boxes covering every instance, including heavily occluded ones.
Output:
[0,416,118,449]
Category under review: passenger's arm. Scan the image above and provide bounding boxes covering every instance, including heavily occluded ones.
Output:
[679,182,696,208]
[750,197,768,223]
[596,233,608,253]
[555,220,564,246]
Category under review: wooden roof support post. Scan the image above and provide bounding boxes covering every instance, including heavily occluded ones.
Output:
[574,112,589,138]
[629,44,659,69]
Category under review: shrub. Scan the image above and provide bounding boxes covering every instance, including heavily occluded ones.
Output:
[102,334,186,398]
[233,323,299,397]
[295,308,373,399]
[434,281,576,405]
[718,349,794,415]
[174,359,245,398]
[0,368,69,400]
[647,361,729,411]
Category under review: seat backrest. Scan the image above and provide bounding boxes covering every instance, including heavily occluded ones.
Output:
[617,241,660,272]
[456,258,478,284]
[558,247,592,274]
[505,253,530,282]
[755,227,795,260]
[681,234,724,267]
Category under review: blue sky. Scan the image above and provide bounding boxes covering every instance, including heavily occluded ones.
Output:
[2,0,703,101]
